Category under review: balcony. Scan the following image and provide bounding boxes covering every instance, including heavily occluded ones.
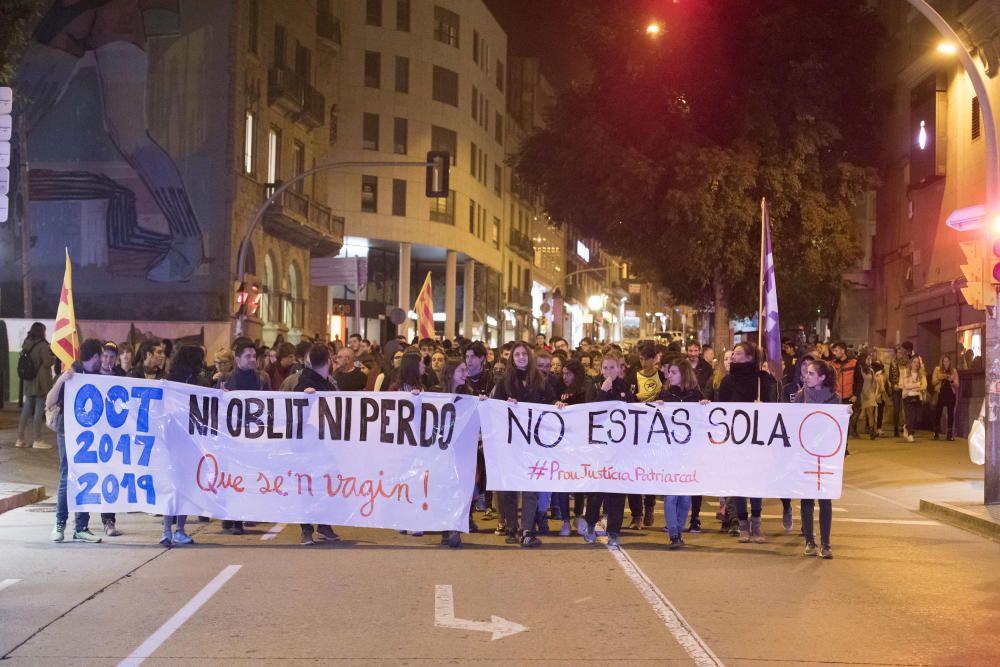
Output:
[317,13,342,51]
[506,288,532,311]
[268,66,304,115]
[262,185,344,257]
[508,228,534,260]
[297,85,325,130]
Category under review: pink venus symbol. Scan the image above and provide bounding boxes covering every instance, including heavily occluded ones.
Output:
[798,411,844,491]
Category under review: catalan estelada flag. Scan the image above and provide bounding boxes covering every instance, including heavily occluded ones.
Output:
[51,249,78,368]
[414,271,435,340]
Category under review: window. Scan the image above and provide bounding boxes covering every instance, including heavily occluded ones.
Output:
[430,190,455,224]
[262,253,275,322]
[364,51,381,88]
[496,59,504,92]
[243,111,255,175]
[973,96,981,141]
[492,217,500,248]
[495,112,503,144]
[480,151,487,185]
[366,0,382,26]
[431,125,457,165]
[363,113,380,150]
[470,142,477,177]
[433,6,459,47]
[432,66,458,106]
[494,164,502,196]
[274,24,287,67]
[267,127,281,183]
[248,0,259,54]
[394,56,409,93]
[362,175,378,212]
[468,199,476,233]
[393,117,408,154]
[293,141,305,192]
[284,263,300,328]
[396,0,410,31]
[473,30,480,63]
[471,85,478,120]
[392,179,407,216]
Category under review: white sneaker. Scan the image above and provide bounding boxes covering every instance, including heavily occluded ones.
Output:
[559,520,571,537]
[32,440,53,450]
[576,516,587,536]
[906,435,915,443]
[595,518,608,536]
[14,439,27,448]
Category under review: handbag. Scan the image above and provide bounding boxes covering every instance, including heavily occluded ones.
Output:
[45,404,61,431]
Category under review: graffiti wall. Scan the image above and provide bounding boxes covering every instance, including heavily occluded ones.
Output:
[1,0,232,321]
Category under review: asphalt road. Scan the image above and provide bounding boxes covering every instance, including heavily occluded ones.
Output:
[0,440,998,666]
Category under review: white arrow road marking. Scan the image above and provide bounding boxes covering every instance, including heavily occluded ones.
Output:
[0,579,21,592]
[119,564,241,666]
[434,584,527,641]
[260,523,286,541]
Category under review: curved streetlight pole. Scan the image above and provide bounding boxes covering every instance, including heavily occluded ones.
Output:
[905,0,1000,504]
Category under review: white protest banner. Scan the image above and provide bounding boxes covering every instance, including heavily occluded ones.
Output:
[65,375,479,531]
[479,400,850,499]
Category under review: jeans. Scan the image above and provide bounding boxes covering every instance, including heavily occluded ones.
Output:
[663,496,692,538]
[56,413,89,532]
[903,397,922,435]
[892,389,902,435]
[18,395,45,443]
[536,492,552,522]
[800,498,832,547]
[499,491,539,535]
[933,398,955,437]
[733,496,762,520]
[585,493,625,536]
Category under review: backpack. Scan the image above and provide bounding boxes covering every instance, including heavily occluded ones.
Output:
[17,341,43,381]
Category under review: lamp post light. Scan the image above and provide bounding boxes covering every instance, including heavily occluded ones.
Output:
[906,0,1000,505]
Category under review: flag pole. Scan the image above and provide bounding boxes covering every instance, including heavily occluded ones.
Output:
[757,198,766,402]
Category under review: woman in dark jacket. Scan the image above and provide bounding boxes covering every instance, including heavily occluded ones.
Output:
[554,359,590,536]
[580,350,635,549]
[17,322,55,449]
[715,342,776,543]
[161,345,211,546]
[656,359,704,544]
[794,358,842,559]
[489,341,556,547]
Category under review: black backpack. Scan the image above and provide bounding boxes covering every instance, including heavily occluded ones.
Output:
[17,341,43,381]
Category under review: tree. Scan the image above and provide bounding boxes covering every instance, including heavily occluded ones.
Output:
[515,0,887,350]
[0,0,47,85]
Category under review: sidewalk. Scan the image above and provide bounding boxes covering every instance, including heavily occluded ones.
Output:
[0,405,997,540]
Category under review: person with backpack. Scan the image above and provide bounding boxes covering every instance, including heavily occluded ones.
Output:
[16,322,56,449]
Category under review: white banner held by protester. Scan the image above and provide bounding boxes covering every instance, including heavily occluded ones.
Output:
[479,399,850,499]
[64,376,479,531]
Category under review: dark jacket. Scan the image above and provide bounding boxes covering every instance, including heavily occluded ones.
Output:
[335,368,367,391]
[294,367,337,392]
[717,361,776,403]
[593,377,637,404]
[793,386,841,405]
[21,336,55,396]
[129,365,165,380]
[166,368,211,387]
[220,367,270,391]
[657,384,705,403]
[466,368,496,397]
[692,358,714,395]
[492,369,557,404]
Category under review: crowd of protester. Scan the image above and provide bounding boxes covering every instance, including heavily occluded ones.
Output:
[15,322,964,560]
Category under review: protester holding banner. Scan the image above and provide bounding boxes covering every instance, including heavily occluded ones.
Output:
[716,342,776,543]
[794,359,842,559]
[625,343,664,530]
[581,349,635,549]
[160,345,212,546]
[294,344,343,546]
[440,357,473,547]
[464,341,497,521]
[657,359,705,544]
[554,359,590,536]
[46,338,106,544]
[489,341,556,547]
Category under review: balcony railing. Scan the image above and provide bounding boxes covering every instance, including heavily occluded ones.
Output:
[268,66,304,114]
[508,228,534,259]
[317,13,342,47]
[262,184,343,257]
[299,85,325,129]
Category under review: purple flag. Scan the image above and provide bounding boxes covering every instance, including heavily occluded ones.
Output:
[762,200,782,383]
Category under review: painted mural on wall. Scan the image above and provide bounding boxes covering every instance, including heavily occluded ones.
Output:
[3,0,230,320]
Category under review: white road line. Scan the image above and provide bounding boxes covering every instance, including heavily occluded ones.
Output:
[118,564,241,667]
[843,483,915,512]
[0,579,21,592]
[260,523,286,541]
[610,547,724,667]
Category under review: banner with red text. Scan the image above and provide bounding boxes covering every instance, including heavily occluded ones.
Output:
[479,399,850,499]
[65,376,480,531]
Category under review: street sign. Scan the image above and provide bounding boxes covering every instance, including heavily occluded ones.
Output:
[0,87,11,115]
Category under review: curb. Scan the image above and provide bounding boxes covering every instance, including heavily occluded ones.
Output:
[919,499,1000,542]
[0,484,47,515]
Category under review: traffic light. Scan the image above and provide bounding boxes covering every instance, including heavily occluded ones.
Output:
[960,239,986,311]
[0,87,11,223]
[425,150,449,198]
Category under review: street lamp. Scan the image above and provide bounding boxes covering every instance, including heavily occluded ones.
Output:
[645,21,663,38]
